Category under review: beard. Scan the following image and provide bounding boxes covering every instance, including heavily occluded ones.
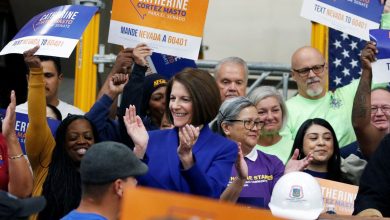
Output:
[306,77,323,97]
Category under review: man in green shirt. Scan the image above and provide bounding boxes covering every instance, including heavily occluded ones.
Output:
[285,46,360,148]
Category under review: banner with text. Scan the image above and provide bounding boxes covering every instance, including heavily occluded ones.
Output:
[301,0,383,40]
[0,109,60,154]
[370,29,390,83]
[0,5,98,58]
[108,0,209,60]
[316,178,358,215]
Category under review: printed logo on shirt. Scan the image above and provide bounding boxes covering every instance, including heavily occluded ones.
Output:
[330,96,343,109]
[289,185,304,199]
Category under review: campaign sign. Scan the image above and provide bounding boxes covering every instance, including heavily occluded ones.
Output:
[0,5,98,58]
[316,178,358,215]
[148,52,197,79]
[370,29,390,83]
[0,109,60,154]
[301,0,383,40]
[108,0,209,60]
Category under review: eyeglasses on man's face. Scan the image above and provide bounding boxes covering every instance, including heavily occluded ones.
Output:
[371,105,390,114]
[226,119,264,130]
[292,63,326,78]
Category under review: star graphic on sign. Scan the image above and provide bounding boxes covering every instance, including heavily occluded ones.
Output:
[341,32,349,40]
[334,76,342,85]
[342,67,350,77]
[350,59,358,68]
[349,41,358,50]
[333,40,342,49]
[342,49,350,58]
[333,58,342,67]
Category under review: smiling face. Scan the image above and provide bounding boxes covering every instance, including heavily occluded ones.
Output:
[223,106,260,154]
[302,124,334,165]
[216,62,247,102]
[256,96,283,134]
[65,119,95,162]
[169,81,193,127]
[291,47,327,99]
[370,89,390,132]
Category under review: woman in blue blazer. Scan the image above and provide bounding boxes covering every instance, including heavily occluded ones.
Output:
[124,68,238,198]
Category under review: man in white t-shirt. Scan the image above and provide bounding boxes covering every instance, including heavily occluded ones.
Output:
[16,56,84,118]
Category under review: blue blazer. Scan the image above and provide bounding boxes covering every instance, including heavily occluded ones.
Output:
[138,126,237,198]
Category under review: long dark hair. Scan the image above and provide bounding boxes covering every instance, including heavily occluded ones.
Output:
[290,118,341,182]
[38,115,99,220]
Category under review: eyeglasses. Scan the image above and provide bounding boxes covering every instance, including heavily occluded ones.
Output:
[226,119,264,130]
[371,105,390,114]
[292,63,325,77]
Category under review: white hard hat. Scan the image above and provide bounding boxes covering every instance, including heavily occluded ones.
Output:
[269,171,324,220]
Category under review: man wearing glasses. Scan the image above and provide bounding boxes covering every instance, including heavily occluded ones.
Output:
[285,46,368,148]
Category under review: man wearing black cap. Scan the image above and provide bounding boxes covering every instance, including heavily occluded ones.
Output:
[61,141,148,220]
[0,191,46,220]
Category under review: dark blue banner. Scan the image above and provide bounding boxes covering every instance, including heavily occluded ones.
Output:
[150,52,197,79]
[14,5,98,40]
[318,0,383,22]
[0,109,60,154]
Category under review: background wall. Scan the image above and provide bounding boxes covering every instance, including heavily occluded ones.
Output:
[202,0,311,64]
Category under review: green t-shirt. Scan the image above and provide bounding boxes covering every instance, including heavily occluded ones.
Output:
[255,135,294,165]
[285,80,359,148]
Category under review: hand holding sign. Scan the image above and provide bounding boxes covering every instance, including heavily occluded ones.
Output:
[132,43,152,67]
[23,46,41,69]
[360,41,378,70]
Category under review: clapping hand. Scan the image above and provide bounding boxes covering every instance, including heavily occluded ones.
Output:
[177,124,200,170]
[284,149,313,174]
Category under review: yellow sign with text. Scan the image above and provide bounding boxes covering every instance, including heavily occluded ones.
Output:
[109,0,209,59]
[120,187,282,220]
[316,178,358,215]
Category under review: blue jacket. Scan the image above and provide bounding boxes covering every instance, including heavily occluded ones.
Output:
[138,126,237,198]
[85,94,120,142]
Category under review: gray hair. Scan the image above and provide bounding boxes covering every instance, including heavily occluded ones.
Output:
[216,96,255,136]
[247,86,288,130]
[214,57,249,82]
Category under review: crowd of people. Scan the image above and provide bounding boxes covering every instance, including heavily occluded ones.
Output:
[1,4,390,220]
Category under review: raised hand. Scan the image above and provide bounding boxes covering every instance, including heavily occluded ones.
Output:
[107,73,129,98]
[360,41,378,70]
[177,124,200,170]
[284,149,313,174]
[132,43,152,67]
[234,143,248,181]
[2,90,17,139]
[123,105,149,158]
[112,48,134,74]
[23,46,41,69]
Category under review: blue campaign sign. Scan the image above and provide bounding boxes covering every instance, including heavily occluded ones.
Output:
[14,5,98,40]
[0,109,60,154]
[318,0,383,23]
[150,52,197,79]
[370,29,390,59]
[0,5,98,57]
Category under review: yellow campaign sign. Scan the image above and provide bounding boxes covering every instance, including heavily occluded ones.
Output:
[120,187,282,220]
[316,178,358,216]
[108,0,209,60]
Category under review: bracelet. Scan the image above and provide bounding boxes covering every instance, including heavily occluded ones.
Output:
[8,153,24,160]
